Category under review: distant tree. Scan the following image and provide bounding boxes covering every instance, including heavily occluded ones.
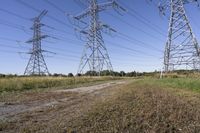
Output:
[126,71,137,77]
[85,71,98,76]
[112,71,120,77]
[100,70,111,76]
[120,71,126,77]
[53,73,59,77]
[68,73,74,77]
[0,74,6,78]
[76,73,82,77]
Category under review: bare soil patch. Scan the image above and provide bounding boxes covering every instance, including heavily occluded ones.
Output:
[0,80,129,132]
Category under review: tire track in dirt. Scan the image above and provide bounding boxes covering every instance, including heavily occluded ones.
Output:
[0,80,129,120]
[0,79,131,132]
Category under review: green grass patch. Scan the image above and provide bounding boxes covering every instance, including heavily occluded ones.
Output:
[135,77,200,92]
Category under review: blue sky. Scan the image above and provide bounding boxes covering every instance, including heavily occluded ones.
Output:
[0,0,200,75]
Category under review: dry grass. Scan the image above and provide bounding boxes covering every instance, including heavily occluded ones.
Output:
[68,79,200,133]
[1,78,200,133]
[0,81,128,133]
[0,76,122,102]
[0,76,120,93]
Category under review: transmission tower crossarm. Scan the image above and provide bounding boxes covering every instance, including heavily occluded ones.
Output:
[75,27,89,35]
[74,0,125,20]
[101,23,117,32]
[98,1,126,12]
[36,10,48,20]
[26,35,48,43]
[74,9,90,20]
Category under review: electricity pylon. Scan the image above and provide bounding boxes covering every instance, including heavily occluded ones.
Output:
[69,0,125,76]
[158,0,200,72]
[24,10,50,75]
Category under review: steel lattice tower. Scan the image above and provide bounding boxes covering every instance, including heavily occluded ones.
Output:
[71,0,125,75]
[24,10,49,75]
[159,0,200,72]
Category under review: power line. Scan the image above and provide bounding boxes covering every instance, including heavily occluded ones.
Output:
[119,1,166,34]
[73,0,87,9]
[41,31,82,45]
[0,34,161,61]
[0,49,22,54]
[16,0,72,28]
[0,17,81,49]
[0,18,32,36]
[44,25,72,35]
[0,19,27,30]
[0,48,159,69]
[16,0,163,53]
[0,8,29,21]
[44,0,65,13]
[185,8,200,32]
[0,0,165,74]
[120,5,165,36]
[0,36,80,56]
[105,39,161,58]
[0,36,22,42]
[2,1,163,58]
[107,12,163,41]
[116,31,163,53]
[0,8,74,38]
[0,43,28,50]
[44,27,162,58]
[0,18,161,60]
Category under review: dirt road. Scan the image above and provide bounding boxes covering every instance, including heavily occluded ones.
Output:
[0,79,130,132]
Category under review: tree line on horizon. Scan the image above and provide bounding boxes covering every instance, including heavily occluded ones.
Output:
[0,69,198,78]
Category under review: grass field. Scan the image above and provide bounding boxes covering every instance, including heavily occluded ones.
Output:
[68,78,200,132]
[1,77,200,132]
[0,76,121,93]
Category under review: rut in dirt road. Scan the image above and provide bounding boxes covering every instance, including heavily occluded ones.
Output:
[0,80,129,120]
[0,80,131,133]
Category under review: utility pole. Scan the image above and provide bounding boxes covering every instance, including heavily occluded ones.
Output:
[24,10,50,76]
[158,0,200,72]
[68,0,125,76]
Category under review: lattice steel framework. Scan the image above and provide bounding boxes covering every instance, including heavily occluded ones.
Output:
[71,0,125,75]
[24,10,49,75]
[159,0,200,72]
